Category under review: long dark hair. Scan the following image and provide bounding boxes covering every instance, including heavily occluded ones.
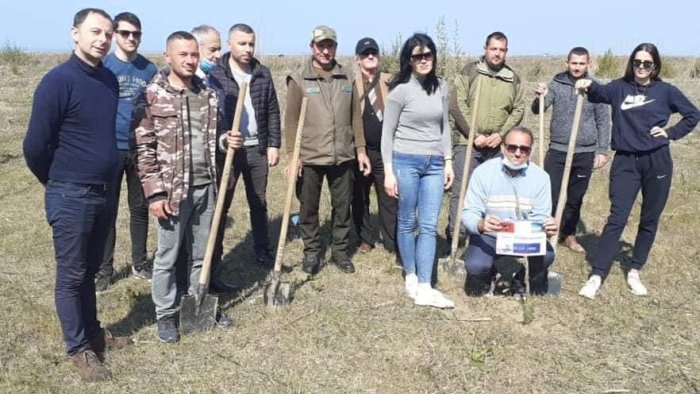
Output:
[623,42,662,82]
[389,33,439,94]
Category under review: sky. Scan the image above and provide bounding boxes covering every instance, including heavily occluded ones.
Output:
[2,0,699,57]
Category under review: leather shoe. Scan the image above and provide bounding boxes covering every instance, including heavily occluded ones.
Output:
[357,242,372,254]
[334,258,355,274]
[563,235,585,253]
[302,255,321,275]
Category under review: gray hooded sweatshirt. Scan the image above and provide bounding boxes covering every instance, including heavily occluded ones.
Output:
[532,72,611,154]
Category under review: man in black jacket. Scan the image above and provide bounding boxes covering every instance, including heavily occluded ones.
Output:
[209,23,281,269]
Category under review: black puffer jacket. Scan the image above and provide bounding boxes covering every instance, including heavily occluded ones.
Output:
[209,54,281,153]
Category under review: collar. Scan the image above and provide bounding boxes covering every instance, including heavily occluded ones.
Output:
[70,53,102,75]
[476,58,514,82]
[302,57,347,80]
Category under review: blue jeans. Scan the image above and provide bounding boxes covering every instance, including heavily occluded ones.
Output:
[465,233,555,278]
[45,180,116,355]
[393,152,444,284]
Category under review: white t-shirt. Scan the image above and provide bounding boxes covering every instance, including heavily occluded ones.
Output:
[231,68,259,146]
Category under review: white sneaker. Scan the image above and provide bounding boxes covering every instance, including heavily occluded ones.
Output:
[414,283,455,309]
[627,270,648,296]
[578,275,602,299]
[405,273,418,299]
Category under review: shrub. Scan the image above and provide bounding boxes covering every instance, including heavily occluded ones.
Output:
[0,40,35,67]
[689,58,700,79]
[596,49,619,78]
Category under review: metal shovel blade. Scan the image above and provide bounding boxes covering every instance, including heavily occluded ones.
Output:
[179,293,219,335]
[264,274,292,309]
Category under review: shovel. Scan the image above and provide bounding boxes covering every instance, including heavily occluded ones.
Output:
[180,82,248,335]
[440,77,482,275]
[264,97,308,309]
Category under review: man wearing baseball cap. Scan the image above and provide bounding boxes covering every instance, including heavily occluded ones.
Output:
[350,37,398,263]
[285,25,371,275]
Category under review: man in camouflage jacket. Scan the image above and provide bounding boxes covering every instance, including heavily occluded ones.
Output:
[131,31,240,343]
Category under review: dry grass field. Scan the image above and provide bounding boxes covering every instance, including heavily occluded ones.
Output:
[0,52,698,393]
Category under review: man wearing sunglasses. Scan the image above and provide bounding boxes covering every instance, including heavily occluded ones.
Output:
[96,12,158,293]
[447,31,525,246]
[461,126,558,297]
[531,47,610,254]
[350,37,398,260]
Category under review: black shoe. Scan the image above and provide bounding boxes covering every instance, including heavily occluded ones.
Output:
[255,249,275,269]
[157,315,180,343]
[95,274,111,294]
[333,258,355,274]
[464,274,491,297]
[216,312,233,328]
[302,255,320,275]
[210,278,240,294]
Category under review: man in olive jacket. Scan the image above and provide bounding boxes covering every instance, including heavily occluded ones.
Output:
[285,25,370,275]
[447,31,525,243]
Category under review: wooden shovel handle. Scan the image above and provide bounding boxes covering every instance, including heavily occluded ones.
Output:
[450,77,482,257]
[199,82,249,288]
[273,97,308,273]
[553,92,584,236]
[538,95,545,167]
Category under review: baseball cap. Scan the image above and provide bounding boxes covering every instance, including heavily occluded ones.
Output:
[311,25,337,43]
[355,37,379,55]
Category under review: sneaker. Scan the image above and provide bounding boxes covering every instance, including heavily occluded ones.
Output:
[131,265,152,281]
[70,347,111,382]
[404,273,418,299]
[578,275,602,299]
[626,270,648,296]
[157,315,180,344]
[414,283,455,309]
[89,329,133,362]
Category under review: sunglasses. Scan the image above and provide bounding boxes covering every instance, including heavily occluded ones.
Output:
[410,52,433,62]
[632,59,654,70]
[505,144,532,155]
[116,30,142,40]
[360,49,379,57]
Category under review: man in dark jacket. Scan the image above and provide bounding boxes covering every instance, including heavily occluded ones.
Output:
[532,46,611,253]
[209,23,281,270]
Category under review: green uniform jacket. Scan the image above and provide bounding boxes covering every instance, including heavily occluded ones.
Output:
[450,59,525,145]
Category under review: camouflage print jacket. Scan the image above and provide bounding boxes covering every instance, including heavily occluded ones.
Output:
[130,69,220,216]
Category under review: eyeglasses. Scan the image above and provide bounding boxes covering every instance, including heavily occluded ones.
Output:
[360,49,379,57]
[116,30,142,40]
[410,52,433,62]
[505,144,532,155]
[632,59,654,70]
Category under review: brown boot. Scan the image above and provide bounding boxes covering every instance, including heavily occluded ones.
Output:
[89,329,133,362]
[70,347,112,382]
[563,235,585,253]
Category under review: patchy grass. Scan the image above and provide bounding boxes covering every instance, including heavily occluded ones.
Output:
[0,54,698,393]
